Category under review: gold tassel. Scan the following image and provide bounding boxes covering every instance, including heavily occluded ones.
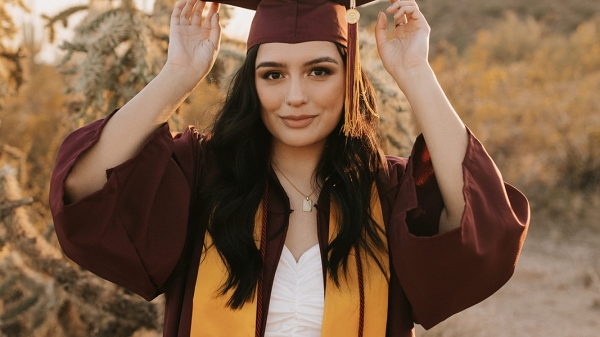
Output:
[343,19,360,137]
[343,2,376,138]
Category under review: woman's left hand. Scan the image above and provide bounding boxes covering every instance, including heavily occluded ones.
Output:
[375,1,468,234]
[375,0,431,88]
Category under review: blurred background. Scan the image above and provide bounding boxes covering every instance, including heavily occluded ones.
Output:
[0,0,599,335]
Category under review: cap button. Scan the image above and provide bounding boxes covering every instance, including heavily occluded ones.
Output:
[346,8,360,24]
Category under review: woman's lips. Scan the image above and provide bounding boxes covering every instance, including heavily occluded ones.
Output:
[280,115,317,128]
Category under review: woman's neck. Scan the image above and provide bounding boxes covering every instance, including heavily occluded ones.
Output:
[270,141,324,187]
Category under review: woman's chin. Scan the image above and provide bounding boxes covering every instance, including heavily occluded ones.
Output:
[271,134,327,151]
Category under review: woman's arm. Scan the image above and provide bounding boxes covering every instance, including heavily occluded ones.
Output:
[375,0,467,233]
[65,0,221,202]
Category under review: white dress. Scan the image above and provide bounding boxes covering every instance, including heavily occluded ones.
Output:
[264,244,325,337]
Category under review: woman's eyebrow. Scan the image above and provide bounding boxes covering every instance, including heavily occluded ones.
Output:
[255,57,339,70]
[304,57,339,66]
[256,61,284,69]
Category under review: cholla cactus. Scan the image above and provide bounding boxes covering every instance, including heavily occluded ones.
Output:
[1,146,163,336]
[0,0,29,105]
[45,0,172,123]
[45,0,234,127]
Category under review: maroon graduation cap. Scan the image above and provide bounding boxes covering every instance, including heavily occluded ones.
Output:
[216,0,379,137]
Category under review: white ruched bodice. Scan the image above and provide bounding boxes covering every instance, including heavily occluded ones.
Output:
[264,244,325,337]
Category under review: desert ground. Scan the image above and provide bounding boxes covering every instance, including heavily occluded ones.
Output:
[416,226,600,337]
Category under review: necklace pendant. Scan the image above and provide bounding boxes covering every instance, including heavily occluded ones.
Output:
[302,197,313,212]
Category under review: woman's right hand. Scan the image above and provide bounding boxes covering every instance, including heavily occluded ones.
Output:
[165,0,221,86]
[63,1,221,203]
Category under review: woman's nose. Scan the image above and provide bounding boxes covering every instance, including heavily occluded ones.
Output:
[284,77,308,106]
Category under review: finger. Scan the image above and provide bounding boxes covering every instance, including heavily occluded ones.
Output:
[191,1,207,26]
[393,6,419,25]
[387,1,419,27]
[171,0,186,26]
[394,12,408,26]
[180,0,197,25]
[203,2,219,28]
[386,0,418,14]
[209,11,222,49]
[374,12,389,49]
[393,7,411,22]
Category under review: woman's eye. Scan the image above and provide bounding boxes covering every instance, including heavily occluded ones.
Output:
[310,68,332,77]
[263,72,283,80]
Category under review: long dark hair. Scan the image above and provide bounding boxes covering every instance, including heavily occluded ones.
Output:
[201,43,387,309]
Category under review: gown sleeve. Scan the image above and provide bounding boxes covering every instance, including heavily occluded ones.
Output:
[386,128,530,329]
[49,110,205,301]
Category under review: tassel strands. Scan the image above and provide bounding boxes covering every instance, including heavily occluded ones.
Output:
[255,184,269,337]
[343,0,377,138]
[344,16,362,137]
[343,0,362,138]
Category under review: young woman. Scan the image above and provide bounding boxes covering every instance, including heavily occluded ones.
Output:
[49,0,530,336]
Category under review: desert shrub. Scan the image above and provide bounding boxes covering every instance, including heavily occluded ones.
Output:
[432,12,600,230]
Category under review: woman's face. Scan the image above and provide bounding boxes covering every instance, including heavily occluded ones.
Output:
[255,41,345,151]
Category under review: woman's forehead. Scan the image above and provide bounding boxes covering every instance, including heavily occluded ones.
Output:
[256,41,342,65]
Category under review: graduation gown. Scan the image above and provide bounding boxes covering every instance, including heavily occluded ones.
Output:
[49,111,529,336]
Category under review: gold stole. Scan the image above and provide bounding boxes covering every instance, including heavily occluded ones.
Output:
[190,187,389,337]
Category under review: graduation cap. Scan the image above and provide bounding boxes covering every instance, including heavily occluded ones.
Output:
[216,0,379,138]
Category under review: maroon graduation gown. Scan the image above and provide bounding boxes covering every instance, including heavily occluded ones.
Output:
[49,111,530,336]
